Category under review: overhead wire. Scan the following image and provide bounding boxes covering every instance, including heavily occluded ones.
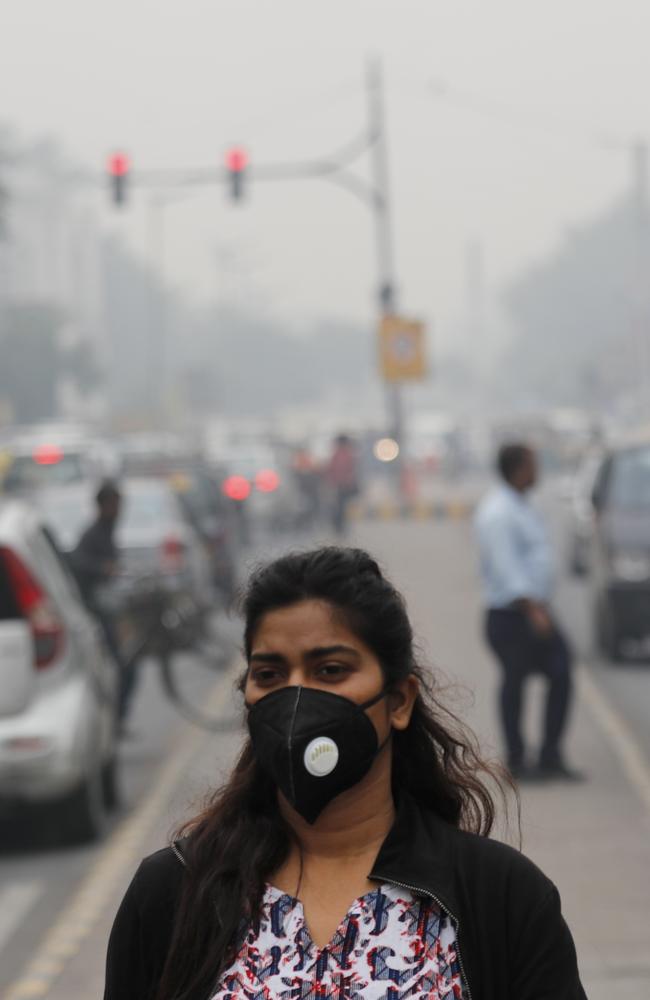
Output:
[392,71,641,154]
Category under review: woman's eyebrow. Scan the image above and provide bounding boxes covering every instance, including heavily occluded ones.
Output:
[249,645,361,664]
[305,645,361,660]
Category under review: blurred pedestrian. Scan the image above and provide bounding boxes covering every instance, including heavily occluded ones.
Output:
[326,433,359,534]
[70,480,134,727]
[70,480,121,604]
[104,546,586,1000]
[475,443,583,782]
[291,445,321,527]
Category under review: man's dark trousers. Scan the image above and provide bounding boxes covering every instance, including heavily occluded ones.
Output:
[485,608,573,769]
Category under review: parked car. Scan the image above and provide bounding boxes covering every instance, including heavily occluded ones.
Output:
[0,499,119,842]
[167,465,238,605]
[590,438,650,659]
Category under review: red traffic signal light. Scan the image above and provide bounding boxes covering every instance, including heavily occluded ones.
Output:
[107,151,130,206]
[225,146,248,201]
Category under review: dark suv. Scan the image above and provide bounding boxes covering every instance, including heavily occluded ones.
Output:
[591,441,650,659]
[167,465,239,606]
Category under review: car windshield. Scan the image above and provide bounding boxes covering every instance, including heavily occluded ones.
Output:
[609,447,650,512]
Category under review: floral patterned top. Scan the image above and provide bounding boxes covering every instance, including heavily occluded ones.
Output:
[210,882,465,1000]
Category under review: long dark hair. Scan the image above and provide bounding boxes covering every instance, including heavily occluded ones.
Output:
[155,546,511,1000]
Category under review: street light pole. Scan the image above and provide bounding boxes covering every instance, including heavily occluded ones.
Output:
[146,195,166,420]
[367,57,406,488]
[631,140,650,421]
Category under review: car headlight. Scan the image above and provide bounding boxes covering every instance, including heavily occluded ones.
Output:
[610,552,650,582]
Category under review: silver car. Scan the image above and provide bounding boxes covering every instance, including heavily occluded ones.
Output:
[0,500,118,842]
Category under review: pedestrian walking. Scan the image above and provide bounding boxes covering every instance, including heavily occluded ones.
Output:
[291,445,321,527]
[475,443,583,782]
[326,433,359,534]
[104,546,586,1000]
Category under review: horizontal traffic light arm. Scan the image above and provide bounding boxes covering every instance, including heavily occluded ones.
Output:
[105,126,383,209]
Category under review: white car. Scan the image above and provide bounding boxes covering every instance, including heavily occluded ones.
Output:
[0,423,120,496]
[0,500,119,842]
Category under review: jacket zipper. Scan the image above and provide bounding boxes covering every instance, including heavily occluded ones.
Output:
[171,840,188,868]
[372,874,473,1000]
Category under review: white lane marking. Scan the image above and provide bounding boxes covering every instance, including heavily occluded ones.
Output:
[579,664,650,822]
[3,662,238,1000]
[0,882,43,953]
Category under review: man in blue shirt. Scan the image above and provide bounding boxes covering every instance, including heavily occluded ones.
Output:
[475,443,582,781]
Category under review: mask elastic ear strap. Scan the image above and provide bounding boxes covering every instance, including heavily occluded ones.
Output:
[361,689,396,757]
[360,687,389,711]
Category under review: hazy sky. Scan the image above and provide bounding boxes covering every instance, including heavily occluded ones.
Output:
[3,1,650,346]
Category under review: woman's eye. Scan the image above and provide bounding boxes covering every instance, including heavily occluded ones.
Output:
[252,668,281,684]
[317,663,349,678]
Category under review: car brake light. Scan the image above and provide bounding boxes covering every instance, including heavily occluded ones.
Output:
[33,444,64,465]
[161,536,186,573]
[0,547,65,669]
[255,469,280,493]
[222,475,251,502]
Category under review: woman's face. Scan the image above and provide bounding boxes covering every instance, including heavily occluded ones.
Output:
[245,598,416,739]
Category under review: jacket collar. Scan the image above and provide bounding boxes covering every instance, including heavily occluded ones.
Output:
[369,792,461,919]
[174,794,462,917]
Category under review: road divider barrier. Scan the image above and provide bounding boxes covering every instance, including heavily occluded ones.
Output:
[348,498,475,522]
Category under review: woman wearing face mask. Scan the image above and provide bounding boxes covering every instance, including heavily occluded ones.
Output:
[104,547,586,1000]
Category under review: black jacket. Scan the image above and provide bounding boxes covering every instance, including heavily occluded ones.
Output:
[104,794,587,1000]
[70,517,117,606]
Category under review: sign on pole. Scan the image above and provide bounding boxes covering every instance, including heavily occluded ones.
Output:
[378,315,427,382]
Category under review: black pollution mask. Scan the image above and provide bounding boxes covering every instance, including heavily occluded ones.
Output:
[247,685,388,824]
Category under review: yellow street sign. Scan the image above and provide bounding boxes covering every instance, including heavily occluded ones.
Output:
[378,315,427,382]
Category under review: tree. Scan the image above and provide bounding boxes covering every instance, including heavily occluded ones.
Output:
[183,303,374,418]
[501,194,649,412]
[0,303,101,423]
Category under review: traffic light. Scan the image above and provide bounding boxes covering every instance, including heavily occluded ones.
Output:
[225,147,248,202]
[107,151,130,207]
